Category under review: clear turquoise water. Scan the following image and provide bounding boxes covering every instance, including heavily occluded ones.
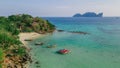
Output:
[29,17,120,68]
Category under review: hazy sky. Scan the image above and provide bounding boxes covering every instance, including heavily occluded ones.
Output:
[0,0,120,17]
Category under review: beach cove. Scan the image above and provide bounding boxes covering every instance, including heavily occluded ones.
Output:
[19,32,43,46]
[0,14,55,67]
[1,0,120,68]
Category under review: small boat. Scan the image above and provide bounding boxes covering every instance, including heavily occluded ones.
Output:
[35,42,44,45]
[57,49,70,54]
[24,39,33,41]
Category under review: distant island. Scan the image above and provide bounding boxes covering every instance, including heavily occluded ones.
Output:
[73,12,103,17]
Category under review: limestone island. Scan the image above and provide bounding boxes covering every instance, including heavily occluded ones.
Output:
[73,12,103,17]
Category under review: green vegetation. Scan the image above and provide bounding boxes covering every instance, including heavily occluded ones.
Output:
[0,48,4,68]
[0,31,21,49]
[0,14,55,67]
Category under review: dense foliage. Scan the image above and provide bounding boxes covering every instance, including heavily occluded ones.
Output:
[0,14,55,67]
[0,48,4,68]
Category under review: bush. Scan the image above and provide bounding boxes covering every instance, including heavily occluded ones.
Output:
[0,31,21,49]
[12,47,26,56]
[0,48,4,68]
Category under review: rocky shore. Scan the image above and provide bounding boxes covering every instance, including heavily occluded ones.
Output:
[18,32,43,68]
[4,51,32,68]
[2,32,43,68]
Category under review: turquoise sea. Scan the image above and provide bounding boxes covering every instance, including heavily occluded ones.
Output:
[29,17,120,68]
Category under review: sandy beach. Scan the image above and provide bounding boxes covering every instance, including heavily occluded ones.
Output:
[19,32,43,46]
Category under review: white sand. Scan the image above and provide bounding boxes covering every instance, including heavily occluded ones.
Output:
[19,32,42,46]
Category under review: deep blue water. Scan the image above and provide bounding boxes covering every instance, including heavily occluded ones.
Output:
[30,17,120,68]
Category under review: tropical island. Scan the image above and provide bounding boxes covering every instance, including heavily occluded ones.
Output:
[73,12,103,17]
[0,14,55,68]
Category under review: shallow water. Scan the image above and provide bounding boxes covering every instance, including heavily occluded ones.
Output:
[29,17,120,68]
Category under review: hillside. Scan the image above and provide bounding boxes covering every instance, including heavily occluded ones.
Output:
[0,14,55,68]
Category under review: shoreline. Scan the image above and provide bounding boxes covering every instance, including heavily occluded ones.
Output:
[18,32,43,68]
[19,32,43,46]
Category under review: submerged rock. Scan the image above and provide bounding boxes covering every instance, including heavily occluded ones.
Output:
[46,45,56,48]
[36,65,40,68]
[57,30,64,32]
[68,31,89,35]
[35,61,39,64]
